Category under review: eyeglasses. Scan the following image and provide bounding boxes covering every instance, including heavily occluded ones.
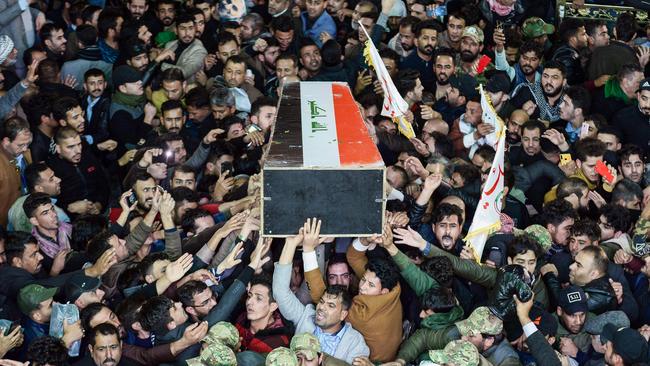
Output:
[192,293,216,308]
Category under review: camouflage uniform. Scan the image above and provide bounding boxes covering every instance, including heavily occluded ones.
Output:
[290,332,352,366]
[429,340,480,366]
[266,347,299,366]
[186,342,237,366]
[204,321,240,350]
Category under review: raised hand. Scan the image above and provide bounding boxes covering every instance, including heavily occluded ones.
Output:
[165,253,194,283]
[217,242,244,273]
[393,226,426,250]
[119,189,137,212]
[302,218,322,252]
[158,192,176,218]
[88,248,118,277]
[0,326,23,358]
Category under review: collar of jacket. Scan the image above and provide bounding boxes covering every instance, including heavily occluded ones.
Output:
[77,45,103,61]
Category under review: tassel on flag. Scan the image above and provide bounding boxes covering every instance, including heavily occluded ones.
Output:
[359,23,416,139]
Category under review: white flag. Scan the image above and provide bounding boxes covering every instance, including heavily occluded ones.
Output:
[463,84,506,259]
[359,24,415,139]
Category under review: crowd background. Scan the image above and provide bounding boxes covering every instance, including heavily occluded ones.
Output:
[1,0,650,365]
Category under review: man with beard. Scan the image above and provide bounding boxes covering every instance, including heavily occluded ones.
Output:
[510,60,566,123]
[505,109,528,147]
[0,117,32,226]
[153,0,176,34]
[53,97,117,153]
[433,73,477,125]
[271,16,300,55]
[126,0,148,20]
[387,16,418,59]
[47,127,109,217]
[81,69,113,152]
[97,9,123,64]
[299,39,322,79]
[495,37,543,89]
[160,13,207,84]
[273,227,370,363]
[400,20,441,91]
[437,11,466,52]
[552,18,588,86]
[40,23,67,65]
[456,25,493,85]
[160,100,184,135]
[265,52,299,97]
[449,91,494,159]
[251,36,280,85]
[87,323,139,366]
[618,145,646,188]
[432,48,455,102]
[612,78,650,159]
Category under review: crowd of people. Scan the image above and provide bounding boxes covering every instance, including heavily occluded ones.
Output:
[0,0,650,365]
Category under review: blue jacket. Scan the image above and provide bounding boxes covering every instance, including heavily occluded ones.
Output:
[301,11,336,48]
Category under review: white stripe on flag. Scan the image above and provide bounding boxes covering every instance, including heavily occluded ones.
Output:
[300,82,340,167]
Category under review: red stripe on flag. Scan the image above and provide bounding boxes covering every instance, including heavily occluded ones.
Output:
[331,83,383,166]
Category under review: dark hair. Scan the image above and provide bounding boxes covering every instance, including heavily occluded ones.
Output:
[396,68,420,96]
[321,39,342,67]
[618,144,645,164]
[414,19,443,37]
[617,63,642,83]
[76,24,98,47]
[323,285,352,310]
[585,19,607,37]
[0,116,30,141]
[37,59,60,83]
[563,86,591,115]
[251,96,276,117]
[81,5,102,24]
[72,215,108,252]
[161,67,185,83]
[27,336,69,366]
[600,204,632,234]
[177,280,208,307]
[115,294,147,332]
[475,145,495,165]
[507,235,542,260]
[270,15,294,33]
[86,230,113,262]
[225,53,247,68]
[5,231,37,265]
[420,287,455,313]
[84,68,106,82]
[574,138,606,162]
[432,202,464,226]
[519,40,544,59]
[137,252,170,278]
[277,52,298,67]
[612,179,643,205]
[217,31,239,49]
[80,302,109,332]
[156,0,177,10]
[615,12,637,42]
[570,218,601,242]
[181,208,212,233]
[54,126,80,145]
[23,192,52,219]
[520,119,544,135]
[399,15,420,29]
[452,163,480,185]
[157,132,184,148]
[543,60,567,77]
[24,162,50,193]
[559,18,585,43]
[185,86,210,109]
[175,12,195,27]
[366,257,400,290]
[52,96,81,122]
[88,323,120,347]
[24,93,52,129]
[161,99,183,115]
[420,256,453,288]
[170,186,199,203]
[139,296,175,334]
[541,199,577,227]
[97,8,123,39]
[379,48,400,66]
[129,170,154,190]
[556,177,588,201]
[39,23,64,42]
[119,19,146,44]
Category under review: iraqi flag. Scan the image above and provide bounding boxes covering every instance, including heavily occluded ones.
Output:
[463,84,506,259]
[265,82,384,169]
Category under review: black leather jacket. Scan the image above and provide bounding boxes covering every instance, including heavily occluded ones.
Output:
[544,273,617,314]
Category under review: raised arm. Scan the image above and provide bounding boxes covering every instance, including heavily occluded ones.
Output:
[274,230,310,323]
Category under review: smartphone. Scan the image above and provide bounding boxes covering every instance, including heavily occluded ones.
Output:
[221,161,234,176]
[433,5,446,17]
[560,153,572,166]
[246,69,253,78]
[128,192,137,206]
[164,150,175,165]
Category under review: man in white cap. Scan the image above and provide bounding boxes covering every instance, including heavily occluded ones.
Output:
[0,0,42,76]
[0,35,40,120]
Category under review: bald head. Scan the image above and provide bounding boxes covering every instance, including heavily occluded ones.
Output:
[423,118,449,135]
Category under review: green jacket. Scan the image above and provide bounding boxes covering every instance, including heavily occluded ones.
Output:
[553,313,594,353]
[397,325,460,363]
[425,244,550,310]
[393,250,439,296]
